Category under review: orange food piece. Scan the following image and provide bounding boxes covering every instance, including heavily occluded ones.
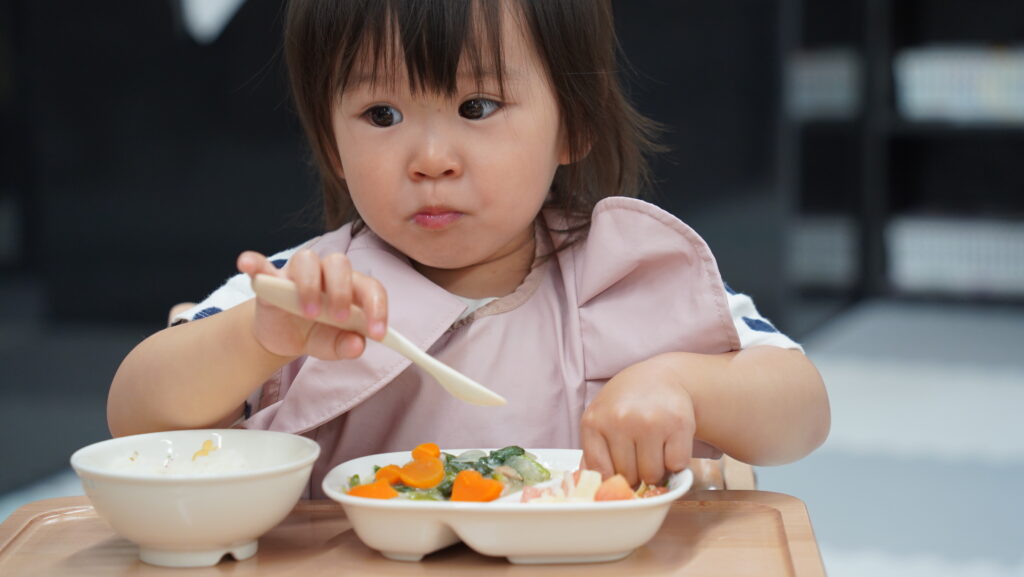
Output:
[411,442,441,461]
[347,479,399,499]
[450,470,504,502]
[375,464,402,485]
[399,457,445,489]
[594,474,636,501]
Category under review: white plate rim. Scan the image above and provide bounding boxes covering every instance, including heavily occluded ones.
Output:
[70,429,321,483]
[321,448,693,512]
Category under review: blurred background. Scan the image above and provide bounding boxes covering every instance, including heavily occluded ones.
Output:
[1,1,1022,575]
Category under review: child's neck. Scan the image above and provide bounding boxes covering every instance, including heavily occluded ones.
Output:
[412,235,536,299]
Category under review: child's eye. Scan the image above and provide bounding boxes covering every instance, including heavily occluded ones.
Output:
[458,98,502,120]
[364,105,403,127]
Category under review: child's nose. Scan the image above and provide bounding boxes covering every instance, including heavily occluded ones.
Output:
[408,129,462,180]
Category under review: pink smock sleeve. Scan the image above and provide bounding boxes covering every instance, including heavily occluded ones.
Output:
[571,197,740,383]
[564,197,741,460]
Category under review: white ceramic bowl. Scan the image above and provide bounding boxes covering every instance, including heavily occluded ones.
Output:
[322,448,693,564]
[70,429,319,567]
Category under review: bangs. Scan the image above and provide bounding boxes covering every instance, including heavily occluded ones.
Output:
[336,0,510,97]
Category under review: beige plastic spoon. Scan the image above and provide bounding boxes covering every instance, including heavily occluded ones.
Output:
[250,274,507,406]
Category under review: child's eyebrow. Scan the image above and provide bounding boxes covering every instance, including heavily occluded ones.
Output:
[458,67,521,82]
[344,67,521,91]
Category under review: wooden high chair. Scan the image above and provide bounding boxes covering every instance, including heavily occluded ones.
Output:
[690,456,757,490]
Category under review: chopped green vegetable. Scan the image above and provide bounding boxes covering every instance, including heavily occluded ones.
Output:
[367,445,545,501]
[405,488,444,501]
[487,446,526,465]
[492,465,524,494]
[507,454,551,485]
[443,452,493,477]
[436,477,455,498]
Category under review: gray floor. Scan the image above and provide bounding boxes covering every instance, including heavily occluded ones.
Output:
[758,299,1024,577]
[2,297,1023,576]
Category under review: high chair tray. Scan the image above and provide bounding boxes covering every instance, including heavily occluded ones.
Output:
[0,491,824,576]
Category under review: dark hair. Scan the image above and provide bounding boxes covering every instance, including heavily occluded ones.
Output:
[285,0,661,245]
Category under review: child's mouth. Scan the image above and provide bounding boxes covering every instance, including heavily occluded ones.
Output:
[412,209,463,230]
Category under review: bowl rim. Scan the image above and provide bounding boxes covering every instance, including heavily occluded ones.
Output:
[70,429,320,483]
[321,448,693,512]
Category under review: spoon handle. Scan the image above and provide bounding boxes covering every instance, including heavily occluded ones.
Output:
[251,273,369,333]
[250,274,506,406]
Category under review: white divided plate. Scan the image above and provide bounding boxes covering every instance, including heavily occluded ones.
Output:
[321,448,693,564]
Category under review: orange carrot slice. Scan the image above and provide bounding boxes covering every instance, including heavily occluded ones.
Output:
[450,470,504,502]
[375,464,402,485]
[411,442,441,461]
[347,479,398,499]
[399,457,445,489]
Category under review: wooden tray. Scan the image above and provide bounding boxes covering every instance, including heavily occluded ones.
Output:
[0,491,824,576]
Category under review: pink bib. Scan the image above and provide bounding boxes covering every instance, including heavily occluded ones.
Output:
[245,197,739,497]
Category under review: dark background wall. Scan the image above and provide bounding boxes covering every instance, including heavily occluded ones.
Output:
[617,1,790,325]
[1,0,789,325]
[0,0,788,492]
[3,1,320,323]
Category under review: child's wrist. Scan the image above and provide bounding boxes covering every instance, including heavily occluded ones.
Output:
[639,353,695,394]
[238,300,300,364]
[637,352,715,434]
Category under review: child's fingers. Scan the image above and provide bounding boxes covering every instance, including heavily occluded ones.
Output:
[288,249,325,319]
[321,326,365,359]
[236,251,279,278]
[334,331,365,359]
[636,438,667,486]
[608,436,639,486]
[663,429,693,473]
[580,427,614,479]
[352,271,388,340]
[305,323,365,360]
[320,253,354,321]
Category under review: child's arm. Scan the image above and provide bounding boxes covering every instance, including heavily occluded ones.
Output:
[107,250,388,437]
[108,299,292,436]
[580,346,829,486]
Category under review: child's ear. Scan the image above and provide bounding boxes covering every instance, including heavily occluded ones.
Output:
[558,126,592,165]
[558,145,572,166]
[560,143,592,165]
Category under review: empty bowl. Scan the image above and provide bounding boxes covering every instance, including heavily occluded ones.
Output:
[70,429,319,567]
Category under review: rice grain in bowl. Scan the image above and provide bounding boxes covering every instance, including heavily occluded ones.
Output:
[70,429,319,567]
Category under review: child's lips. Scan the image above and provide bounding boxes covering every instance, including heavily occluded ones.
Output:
[412,209,463,230]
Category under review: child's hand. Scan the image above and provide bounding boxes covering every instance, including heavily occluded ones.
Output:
[237,250,388,360]
[580,358,695,486]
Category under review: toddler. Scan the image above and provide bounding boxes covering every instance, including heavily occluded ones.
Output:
[109,0,829,497]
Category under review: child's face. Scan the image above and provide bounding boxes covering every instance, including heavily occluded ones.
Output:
[332,9,568,285]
